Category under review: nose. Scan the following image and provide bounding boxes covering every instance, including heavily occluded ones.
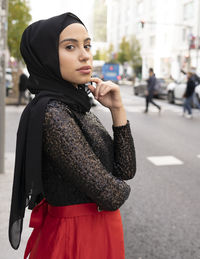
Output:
[79,47,90,62]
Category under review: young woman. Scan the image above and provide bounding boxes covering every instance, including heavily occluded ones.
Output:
[9,12,136,259]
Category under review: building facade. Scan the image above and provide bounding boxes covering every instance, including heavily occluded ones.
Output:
[107,0,200,79]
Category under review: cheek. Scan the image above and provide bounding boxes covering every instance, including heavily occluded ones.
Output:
[59,51,75,77]
[60,52,72,68]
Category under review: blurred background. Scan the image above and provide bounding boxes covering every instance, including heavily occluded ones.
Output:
[0,0,200,258]
[2,0,200,104]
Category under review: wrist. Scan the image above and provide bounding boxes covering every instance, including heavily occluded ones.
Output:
[110,106,127,127]
[110,104,125,113]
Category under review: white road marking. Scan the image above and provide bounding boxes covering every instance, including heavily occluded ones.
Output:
[147,156,183,166]
[197,154,200,159]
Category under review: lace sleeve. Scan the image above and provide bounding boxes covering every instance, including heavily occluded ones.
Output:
[112,121,136,180]
[43,102,130,211]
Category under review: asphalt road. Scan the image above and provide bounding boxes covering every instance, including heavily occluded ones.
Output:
[1,85,200,258]
[93,85,200,259]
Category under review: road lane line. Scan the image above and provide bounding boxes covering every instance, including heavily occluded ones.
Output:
[147,156,183,166]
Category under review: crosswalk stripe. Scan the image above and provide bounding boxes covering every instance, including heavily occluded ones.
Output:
[147,156,184,166]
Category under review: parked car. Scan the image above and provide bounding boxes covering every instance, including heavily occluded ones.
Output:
[167,80,200,106]
[133,78,167,98]
[5,68,13,96]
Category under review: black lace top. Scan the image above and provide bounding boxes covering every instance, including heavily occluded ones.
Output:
[42,100,136,211]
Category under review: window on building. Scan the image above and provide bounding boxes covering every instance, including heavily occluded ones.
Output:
[150,0,155,9]
[150,35,155,47]
[183,1,194,20]
[182,28,186,41]
[137,1,144,17]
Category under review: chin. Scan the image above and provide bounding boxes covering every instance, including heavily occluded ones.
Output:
[76,76,91,85]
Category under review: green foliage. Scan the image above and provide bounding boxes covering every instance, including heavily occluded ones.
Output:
[94,43,120,64]
[117,35,142,75]
[93,48,108,61]
[130,36,142,75]
[100,49,108,61]
[107,43,118,63]
[107,43,114,58]
[117,37,131,64]
[93,49,101,60]
[8,0,32,61]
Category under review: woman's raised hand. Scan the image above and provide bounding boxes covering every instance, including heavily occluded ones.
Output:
[88,78,124,110]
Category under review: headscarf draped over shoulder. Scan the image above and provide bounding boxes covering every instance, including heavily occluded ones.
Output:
[9,12,91,250]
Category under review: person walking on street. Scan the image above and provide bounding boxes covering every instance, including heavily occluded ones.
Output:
[191,71,200,111]
[181,67,200,111]
[8,12,136,259]
[18,70,28,105]
[183,70,196,118]
[144,68,161,113]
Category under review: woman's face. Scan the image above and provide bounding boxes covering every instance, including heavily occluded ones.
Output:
[59,23,93,85]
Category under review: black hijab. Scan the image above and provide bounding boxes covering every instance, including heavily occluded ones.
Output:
[9,12,91,250]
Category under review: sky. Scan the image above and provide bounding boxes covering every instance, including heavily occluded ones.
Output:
[29,0,94,33]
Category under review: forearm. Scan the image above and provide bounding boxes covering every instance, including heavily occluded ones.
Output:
[110,106,127,127]
[112,121,136,180]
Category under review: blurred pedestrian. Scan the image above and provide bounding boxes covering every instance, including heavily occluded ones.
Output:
[182,69,196,118]
[144,68,161,113]
[18,70,28,105]
[181,67,200,110]
[8,12,136,259]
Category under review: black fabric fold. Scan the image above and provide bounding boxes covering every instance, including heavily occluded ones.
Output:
[9,12,91,250]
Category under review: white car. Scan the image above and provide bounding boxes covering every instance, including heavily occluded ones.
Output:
[5,68,13,96]
[167,81,200,105]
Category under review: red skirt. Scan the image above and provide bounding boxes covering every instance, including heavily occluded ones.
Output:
[24,199,125,259]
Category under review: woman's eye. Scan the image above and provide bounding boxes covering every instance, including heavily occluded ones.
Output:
[65,45,75,50]
[85,44,92,50]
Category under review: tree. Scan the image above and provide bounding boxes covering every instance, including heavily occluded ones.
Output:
[117,37,131,65]
[93,49,101,60]
[107,43,118,63]
[93,48,110,62]
[8,0,32,61]
[130,36,142,75]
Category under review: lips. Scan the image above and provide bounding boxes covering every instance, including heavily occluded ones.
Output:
[77,66,91,74]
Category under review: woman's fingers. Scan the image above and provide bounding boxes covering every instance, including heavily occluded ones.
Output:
[90,77,102,84]
[99,85,110,97]
[89,77,102,99]
[89,78,117,99]
[87,83,95,94]
[95,83,102,99]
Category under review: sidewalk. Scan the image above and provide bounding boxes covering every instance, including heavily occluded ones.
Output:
[0,106,31,259]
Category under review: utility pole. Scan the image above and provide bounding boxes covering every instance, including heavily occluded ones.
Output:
[0,0,8,174]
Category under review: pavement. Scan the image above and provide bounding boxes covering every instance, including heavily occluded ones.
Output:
[0,105,31,259]
[1,86,200,259]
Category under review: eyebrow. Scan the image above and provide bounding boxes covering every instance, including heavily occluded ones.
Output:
[59,37,91,44]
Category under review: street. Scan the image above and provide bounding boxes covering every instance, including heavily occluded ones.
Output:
[0,85,200,259]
